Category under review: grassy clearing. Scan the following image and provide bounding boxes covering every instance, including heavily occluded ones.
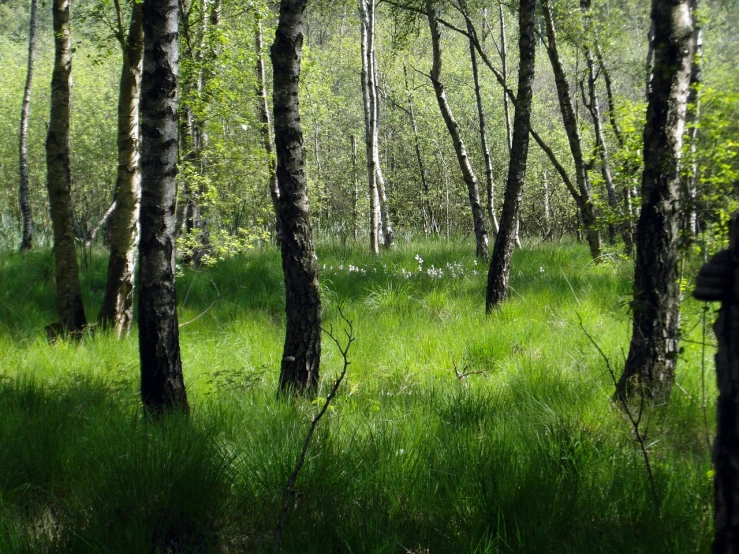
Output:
[0,238,715,553]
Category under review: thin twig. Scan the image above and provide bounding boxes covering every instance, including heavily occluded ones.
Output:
[273,309,355,553]
[178,301,218,328]
[453,359,488,380]
[578,313,660,508]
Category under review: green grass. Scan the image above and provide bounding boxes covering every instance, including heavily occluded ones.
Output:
[0,238,715,552]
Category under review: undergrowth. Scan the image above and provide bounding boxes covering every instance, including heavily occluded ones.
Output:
[0,238,715,553]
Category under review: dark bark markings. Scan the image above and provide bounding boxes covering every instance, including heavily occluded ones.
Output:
[272,0,322,395]
[541,0,601,260]
[427,0,488,259]
[138,0,189,414]
[98,0,144,336]
[485,0,535,310]
[19,0,38,252]
[616,0,693,400]
[46,0,87,332]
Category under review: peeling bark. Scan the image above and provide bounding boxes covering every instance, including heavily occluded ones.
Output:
[360,0,381,253]
[138,0,189,415]
[98,0,144,336]
[616,0,693,400]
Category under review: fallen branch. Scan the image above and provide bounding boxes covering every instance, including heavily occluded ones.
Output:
[453,359,488,380]
[273,308,355,553]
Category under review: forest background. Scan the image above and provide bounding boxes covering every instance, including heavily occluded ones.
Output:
[0,0,738,551]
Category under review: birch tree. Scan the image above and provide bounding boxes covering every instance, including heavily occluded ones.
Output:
[272,0,322,394]
[18,0,37,253]
[138,0,189,414]
[98,0,144,336]
[615,0,694,400]
[46,0,87,333]
[485,0,535,310]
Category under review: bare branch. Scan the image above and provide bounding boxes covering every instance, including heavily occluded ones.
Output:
[578,314,660,508]
[273,309,355,553]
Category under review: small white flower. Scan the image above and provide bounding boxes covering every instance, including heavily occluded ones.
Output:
[539,266,545,273]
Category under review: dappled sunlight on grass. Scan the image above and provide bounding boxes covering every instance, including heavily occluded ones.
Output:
[0,239,715,553]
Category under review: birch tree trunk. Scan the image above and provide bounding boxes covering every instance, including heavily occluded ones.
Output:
[427,0,488,259]
[255,18,280,228]
[580,0,631,250]
[46,0,87,333]
[98,0,144,336]
[683,0,702,238]
[138,0,189,415]
[18,0,37,253]
[468,18,498,236]
[372,47,394,248]
[542,0,601,260]
[272,0,322,395]
[360,0,381,254]
[403,63,435,235]
[615,0,693,400]
[485,0,535,311]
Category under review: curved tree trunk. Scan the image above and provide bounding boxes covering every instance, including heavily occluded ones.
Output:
[542,0,601,261]
[615,0,693,401]
[19,0,38,253]
[98,0,144,336]
[138,0,189,415]
[403,63,435,235]
[427,0,488,259]
[468,18,498,236]
[46,0,86,333]
[272,0,322,395]
[485,0,535,311]
[580,0,631,250]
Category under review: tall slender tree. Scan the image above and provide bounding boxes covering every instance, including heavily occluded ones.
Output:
[98,0,144,336]
[427,0,488,259]
[255,17,280,227]
[485,0,536,310]
[138,0,189,414]
[360,0,386,253]
[18,0,38,253]
[615,0,694,400]
[272,0,322,395]
[541,0,601,260]
[467,16,498,236]
[46,0,87,333]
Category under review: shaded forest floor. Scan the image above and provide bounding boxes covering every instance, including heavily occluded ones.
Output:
[0,239,715,553]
